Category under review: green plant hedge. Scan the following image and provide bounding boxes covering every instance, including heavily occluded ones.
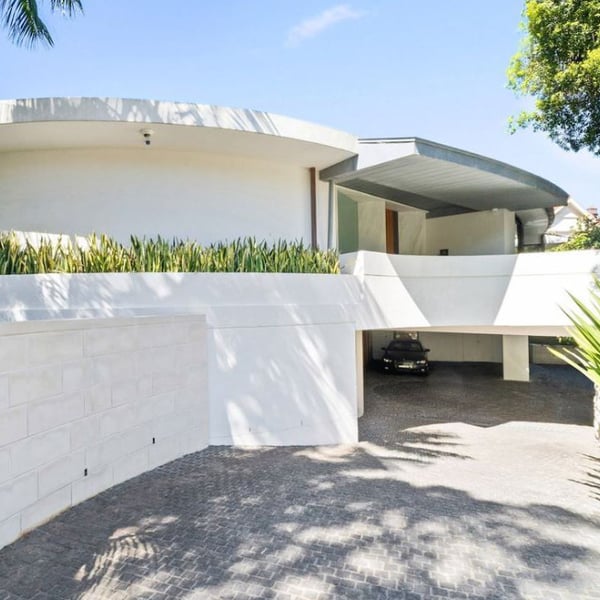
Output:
[0,233,340,275]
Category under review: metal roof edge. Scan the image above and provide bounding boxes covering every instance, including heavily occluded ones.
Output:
[358,136,568,204]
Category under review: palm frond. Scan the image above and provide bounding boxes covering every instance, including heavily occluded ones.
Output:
[1,0,52,47]
[1,0,82,47]
[49,0,82,17]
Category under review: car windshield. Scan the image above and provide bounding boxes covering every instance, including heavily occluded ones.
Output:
[388,341,423,352]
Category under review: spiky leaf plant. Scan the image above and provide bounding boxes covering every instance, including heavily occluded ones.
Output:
[550,280,600,385]
[550,278,600,438]
[0,232,340,275]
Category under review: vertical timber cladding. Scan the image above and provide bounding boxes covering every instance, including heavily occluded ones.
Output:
[385,208,399,254]
[310,167,317,249]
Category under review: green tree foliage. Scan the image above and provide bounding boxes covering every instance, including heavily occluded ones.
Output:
[1,0,82,47]
[552,216,600,250]
[508,0,600,154]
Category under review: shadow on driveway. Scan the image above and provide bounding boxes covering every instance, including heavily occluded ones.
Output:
[362,362,593,438]
[1,441,599,599]
[0,363,599,599]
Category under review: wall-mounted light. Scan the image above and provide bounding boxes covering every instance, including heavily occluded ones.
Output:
[140,128,154,146]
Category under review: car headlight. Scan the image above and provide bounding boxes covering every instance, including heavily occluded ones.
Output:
[383,358,392,363]
[416,360,427,365]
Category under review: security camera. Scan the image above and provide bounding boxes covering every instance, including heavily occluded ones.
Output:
[140,128,154,146]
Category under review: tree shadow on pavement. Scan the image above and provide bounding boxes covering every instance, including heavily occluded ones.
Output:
[0,436,599,600]
[573,453,600,503]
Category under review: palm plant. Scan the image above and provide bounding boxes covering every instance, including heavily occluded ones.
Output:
[1,0,82,47]
[550,278,600,438]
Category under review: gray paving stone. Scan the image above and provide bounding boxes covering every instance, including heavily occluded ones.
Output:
[0,364,599,599]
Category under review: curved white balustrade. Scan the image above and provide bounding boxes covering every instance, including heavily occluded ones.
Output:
[342,250,600,336]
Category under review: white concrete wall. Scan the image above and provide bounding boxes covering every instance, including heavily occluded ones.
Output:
[418,332,502,363]
[343,250,600,336]
[425,209,516,255]
[209,321,357,445]
[0,314,208,550]
[0,273,362,448]
[357,200,387,252]
[0,149,315,246]
[398,211,426,255]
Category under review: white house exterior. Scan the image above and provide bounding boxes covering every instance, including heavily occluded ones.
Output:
[0,97,357,248]
[0,97,598,549]
[545,197,595,246]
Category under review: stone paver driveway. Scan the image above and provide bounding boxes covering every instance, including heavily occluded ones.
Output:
[1,363,600,599]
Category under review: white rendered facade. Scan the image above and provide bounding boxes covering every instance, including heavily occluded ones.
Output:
[0,97,351,248]
[0,148,322,246]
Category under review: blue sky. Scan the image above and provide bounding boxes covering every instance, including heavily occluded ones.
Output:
[2,0,598,208]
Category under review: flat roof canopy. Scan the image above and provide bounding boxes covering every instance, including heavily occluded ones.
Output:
[0,97,358,169]
[321,138,569,217]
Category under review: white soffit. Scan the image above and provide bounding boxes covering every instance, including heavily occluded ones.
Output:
[329,137,569,215]
[0,97,358,168]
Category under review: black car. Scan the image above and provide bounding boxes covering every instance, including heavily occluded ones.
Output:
[381,339,430,375]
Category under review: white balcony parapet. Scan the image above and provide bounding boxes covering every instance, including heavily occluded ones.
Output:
[342,250,600,336]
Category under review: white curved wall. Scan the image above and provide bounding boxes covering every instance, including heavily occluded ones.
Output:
[0,148,315,245]
[0,314,208,550]
[343,250,600,335]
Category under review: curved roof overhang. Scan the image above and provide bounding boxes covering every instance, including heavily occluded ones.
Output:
[0,97,358,169]
[321,137,569,218]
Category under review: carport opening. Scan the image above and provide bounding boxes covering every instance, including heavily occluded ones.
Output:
[358,330,593,442]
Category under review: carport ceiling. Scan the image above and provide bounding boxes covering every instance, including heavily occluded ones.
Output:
[320,138,569,218]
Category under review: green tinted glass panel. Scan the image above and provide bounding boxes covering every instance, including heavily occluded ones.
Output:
[337,192,358,253]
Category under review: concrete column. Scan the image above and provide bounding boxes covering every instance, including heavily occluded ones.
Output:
[502,335,530,381]
[356,331,364,418]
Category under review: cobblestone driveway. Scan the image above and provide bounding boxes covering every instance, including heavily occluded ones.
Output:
[1,364,599,599]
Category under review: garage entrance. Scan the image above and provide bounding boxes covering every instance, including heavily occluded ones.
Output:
[359,361,593,443]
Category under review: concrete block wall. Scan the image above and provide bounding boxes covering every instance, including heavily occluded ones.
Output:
[0,314,208,550]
